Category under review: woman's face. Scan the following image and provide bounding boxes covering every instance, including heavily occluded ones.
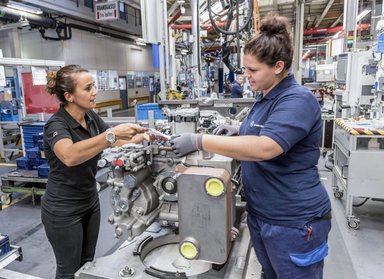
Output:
[243,54,282,94]
[70,72,97,110]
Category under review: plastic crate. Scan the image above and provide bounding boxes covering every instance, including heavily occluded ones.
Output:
[37,163,50,178]
[37,139,44,151]
[26,147,41,160]
[16,157,32,170]
[0,114,19,121]
[136,103,165,121]
[20,122,45,151]
[33,133,44,146]
[0,234,10,257]
[29,158,47,169]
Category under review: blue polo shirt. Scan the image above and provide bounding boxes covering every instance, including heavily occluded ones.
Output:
[239,74,330,228]
[231,81,243,98]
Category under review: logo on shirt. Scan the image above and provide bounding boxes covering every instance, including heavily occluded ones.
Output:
[52,131,58,138]
[250,121,264,128]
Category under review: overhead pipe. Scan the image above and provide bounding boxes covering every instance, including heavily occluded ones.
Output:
[303,37,330,44]
[67,22,135,43]
[171,21,226,30]
[304,23,370,36]
[168,10,181,26]
[0,5,56,28]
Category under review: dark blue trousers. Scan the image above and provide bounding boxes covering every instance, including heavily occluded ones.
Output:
[247,213,331,279]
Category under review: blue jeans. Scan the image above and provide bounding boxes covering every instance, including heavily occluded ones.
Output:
[247,213,331,279]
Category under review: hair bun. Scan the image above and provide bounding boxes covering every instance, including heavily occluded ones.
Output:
[260,12,290,36]
[46,70,58,95]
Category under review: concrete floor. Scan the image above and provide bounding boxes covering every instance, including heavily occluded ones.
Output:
[0,155,383,279]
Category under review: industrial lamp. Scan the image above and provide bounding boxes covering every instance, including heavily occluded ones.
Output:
[6,0,43,15]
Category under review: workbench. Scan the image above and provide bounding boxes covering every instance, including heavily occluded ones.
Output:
[332,118,384,229]
[0,169,47,206]
[0,245,22,270]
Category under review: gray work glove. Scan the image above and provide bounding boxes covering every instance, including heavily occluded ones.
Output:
[170,133,203,157]
[212,124,239,136]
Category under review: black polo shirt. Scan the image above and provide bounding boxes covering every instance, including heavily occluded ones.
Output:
[41,105,109,218]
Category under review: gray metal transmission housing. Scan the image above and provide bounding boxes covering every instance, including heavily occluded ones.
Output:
[178,167,233,264]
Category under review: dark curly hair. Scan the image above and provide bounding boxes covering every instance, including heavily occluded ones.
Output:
[46,65,88,104]
[244,12,293,71]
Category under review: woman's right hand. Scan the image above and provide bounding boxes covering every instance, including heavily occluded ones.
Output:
[111,123,148,141]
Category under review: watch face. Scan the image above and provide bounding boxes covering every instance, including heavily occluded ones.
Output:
[106,131,116,143]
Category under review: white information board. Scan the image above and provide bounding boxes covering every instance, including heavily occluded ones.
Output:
[31,66,47,85]
[95,1,118,21]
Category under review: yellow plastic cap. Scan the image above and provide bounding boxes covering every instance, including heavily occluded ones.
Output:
[180,241,198,260]
[205,178,225,197]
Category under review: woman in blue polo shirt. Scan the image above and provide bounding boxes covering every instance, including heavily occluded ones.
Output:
[170,13,331,279]
[42,65,148,279]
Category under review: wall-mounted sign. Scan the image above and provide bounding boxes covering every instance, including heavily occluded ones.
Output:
[31,66,47,85]
[95,1,118,21]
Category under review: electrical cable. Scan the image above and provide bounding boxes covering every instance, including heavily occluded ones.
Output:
[353,197,370,207]
[207,0,253,36]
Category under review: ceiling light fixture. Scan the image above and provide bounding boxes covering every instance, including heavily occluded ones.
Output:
[6,1,43,15]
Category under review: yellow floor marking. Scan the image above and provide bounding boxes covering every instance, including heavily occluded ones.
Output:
[1,193,32,209]
[0,163,16,167]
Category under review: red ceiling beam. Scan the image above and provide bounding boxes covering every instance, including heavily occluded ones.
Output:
[304,24,370,35]
[168,10,182,26]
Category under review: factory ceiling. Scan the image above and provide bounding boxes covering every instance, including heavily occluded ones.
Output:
[0,0,376,47]
[167,0,375,46]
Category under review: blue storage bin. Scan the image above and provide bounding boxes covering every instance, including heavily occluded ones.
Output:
[0,100,19,122]
[37,139,44,151]
[0,114,19,121]
[33,133,44,146]
[37,163,50,178]
[16,156,32,170]
[0,234,10,257]
[29,158,47,168]
[26,147,41,160]
[136,103,165,120]
[20,122,45,151]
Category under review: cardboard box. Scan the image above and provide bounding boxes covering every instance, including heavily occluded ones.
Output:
[0,88,13,101]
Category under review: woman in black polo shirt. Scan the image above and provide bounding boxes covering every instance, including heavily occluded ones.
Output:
[42,65,148,279]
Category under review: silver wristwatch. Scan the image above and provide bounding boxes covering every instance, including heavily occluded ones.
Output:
[105,129,116,144]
